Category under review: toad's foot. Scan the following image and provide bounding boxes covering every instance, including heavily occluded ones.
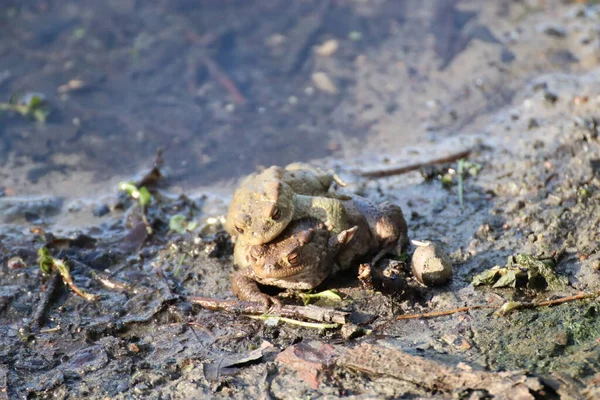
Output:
[231,270,282,310]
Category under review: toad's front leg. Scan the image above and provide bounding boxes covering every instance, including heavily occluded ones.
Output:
[231,268,281,308]
[295,195,349,234]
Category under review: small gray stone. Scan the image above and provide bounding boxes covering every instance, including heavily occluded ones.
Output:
[538,23,567,38]
[341,323,365,340]
[411,241,453,286]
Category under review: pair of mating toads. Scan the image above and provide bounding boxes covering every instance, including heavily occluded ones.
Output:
[226,163,408,307]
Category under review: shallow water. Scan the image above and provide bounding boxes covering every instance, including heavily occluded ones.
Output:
[0,0,592,201]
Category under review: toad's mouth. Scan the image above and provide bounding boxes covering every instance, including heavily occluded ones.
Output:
[252,264,310,279]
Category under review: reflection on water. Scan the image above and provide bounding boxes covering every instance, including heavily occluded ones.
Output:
[0,0,584,197]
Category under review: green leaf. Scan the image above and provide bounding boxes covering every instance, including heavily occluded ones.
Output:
[472,268,500,286]
[169,214,188,234]
[54,259,70,277]
[32,108,50,122]
[28,95,43,109]
[514,254,567,291]
[118,182,151,207]
[118,181,137,196]
[395,252,409,262]
[495,301,523,316]
[298,289,343,305]
[138,187,151,207]
[73,27,86,39]
[463,161,483,177]
[37,247,54,275]
[441,173,454,186]
[492,269,517,288]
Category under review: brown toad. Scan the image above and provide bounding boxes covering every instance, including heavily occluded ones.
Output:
[231,218,357,305]
[225,163,349,245]
[231,195,408,305]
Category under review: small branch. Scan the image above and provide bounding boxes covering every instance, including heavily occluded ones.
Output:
[30,271,62,331]
[397,290,600,320]
[360,149,472,178]
[202,56,246,105]
[249,315,339,330]
[71,259,137,293]
[397,304,497,320]
[535,291,597,306]
[55,259,99,302]
[188,296,347,324]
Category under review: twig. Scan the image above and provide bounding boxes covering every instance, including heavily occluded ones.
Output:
[249,314,338,330]
[30,271,62,330]
[188,296,347,324]
[458,158,464,210]
[185,29,245,104]
[201,56,245,104]
[39,326,61,333]
[397,304,497,320]
[397,290,600,320]
[71,259,137,293]
[524,291,599,308]
[360,149,472,178]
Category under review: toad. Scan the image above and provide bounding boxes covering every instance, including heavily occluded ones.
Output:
[231,195,408,306]
[226,163,349,245]
[231,218,358,306]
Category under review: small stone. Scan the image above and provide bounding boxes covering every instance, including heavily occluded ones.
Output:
[7,256,26,270]
[528,118,539,130]
[348,31,362,41]
[315,39,339,56]
[411,240,453,286]
[538,24,567,38]
[593,260,600,271]
[275,341,338,389]
[311,72,338,94]
[341,323,365,340]
[93,204,110,217]
[544,91,559,104]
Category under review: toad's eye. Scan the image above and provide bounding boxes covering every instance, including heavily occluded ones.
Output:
[250,245,265,260]
[235,225,244,234]
[271,206,281,220]
[287,251,300,266]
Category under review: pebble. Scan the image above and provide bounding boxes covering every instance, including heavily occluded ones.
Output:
[544,91,559,104]
[316,39,339,56]
[538,23,567,38]
[93,204,110,217]
[311,72,338,94]
[7,256,26,270]
[411,240,453,286]
[341,323,365,340]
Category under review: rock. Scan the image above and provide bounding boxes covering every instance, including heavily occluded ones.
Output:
[538,24,567,38]
[341,323,365,340]
[275,341,338,389]
[411,240,453,286]
[0,197,63,224]
[315,39,339,57]
[93,204,110,217]
[311,72,338,94]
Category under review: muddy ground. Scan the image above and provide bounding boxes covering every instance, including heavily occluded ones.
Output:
[4,0,600,399]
